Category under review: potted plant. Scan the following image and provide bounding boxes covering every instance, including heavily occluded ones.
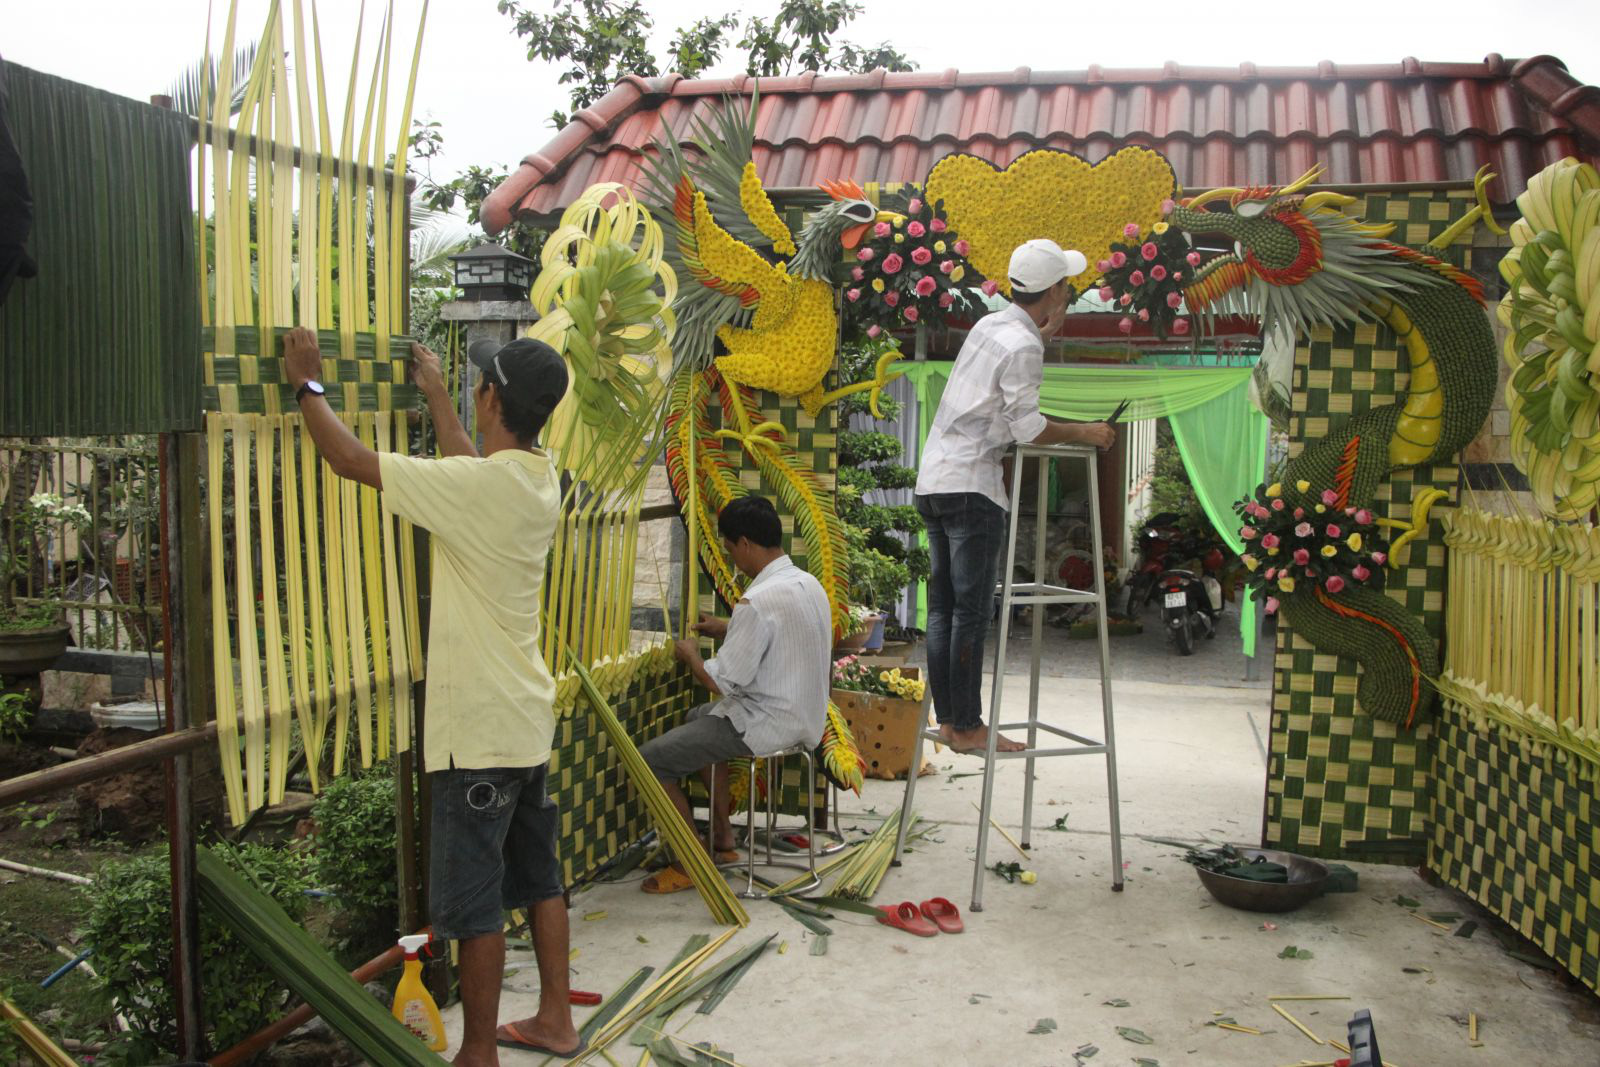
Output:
[830,654,928,780]
[835,336,929,646]
[1,488,91,676]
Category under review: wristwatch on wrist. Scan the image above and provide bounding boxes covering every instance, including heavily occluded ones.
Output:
[295,380,326,404]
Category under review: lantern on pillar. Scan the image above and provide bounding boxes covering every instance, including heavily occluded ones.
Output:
[448,243,535,302]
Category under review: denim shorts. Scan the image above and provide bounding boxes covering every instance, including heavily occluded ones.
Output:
[428,764,564,942]
[638,704,752,782]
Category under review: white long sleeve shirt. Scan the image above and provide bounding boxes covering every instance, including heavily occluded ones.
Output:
[703,555,832,754]
[914,301,1048,509]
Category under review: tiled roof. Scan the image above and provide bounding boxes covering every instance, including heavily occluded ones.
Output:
[482,55,1600,234]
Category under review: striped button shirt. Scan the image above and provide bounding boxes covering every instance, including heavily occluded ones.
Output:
[915,301,1048,508]
[703,555,832,755]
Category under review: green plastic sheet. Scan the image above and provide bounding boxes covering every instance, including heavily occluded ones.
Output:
[903,362,1269,654]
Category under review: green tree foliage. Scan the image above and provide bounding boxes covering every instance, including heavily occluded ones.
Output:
[497,0,915,129]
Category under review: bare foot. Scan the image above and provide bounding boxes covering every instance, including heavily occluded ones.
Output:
[498,1014,581,1056]
[451,1047,498,1067]
[938,723,957,746]
[951,726,1025,754]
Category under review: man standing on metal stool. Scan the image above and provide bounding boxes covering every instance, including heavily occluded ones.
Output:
[640,496,833,894]
[915,239,1117,756]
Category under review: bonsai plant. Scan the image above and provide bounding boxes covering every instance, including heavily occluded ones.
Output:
[835,336,929,639]
[1,480,92,675]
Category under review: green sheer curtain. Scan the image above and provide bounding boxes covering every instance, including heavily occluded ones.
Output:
[902,362,1269,654]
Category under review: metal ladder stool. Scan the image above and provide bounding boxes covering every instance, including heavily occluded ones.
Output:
[891,441,1124,911]
[709,742,821,898]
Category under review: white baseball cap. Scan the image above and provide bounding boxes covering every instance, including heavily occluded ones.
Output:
[1007,238,1088,293]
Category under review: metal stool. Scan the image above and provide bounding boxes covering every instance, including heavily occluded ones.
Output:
[709,742,821,899]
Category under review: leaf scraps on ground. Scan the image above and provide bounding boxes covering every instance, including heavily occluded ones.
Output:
[1028,1017,1058,1035]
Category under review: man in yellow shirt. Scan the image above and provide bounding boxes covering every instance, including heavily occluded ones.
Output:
[284,328,581,1064]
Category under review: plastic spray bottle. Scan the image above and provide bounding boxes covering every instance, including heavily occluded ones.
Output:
[391,934,447,1051]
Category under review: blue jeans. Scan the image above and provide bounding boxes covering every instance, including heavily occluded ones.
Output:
[916,492,1006,731]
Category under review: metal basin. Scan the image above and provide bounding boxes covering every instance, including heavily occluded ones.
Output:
[1195,846,1329,913]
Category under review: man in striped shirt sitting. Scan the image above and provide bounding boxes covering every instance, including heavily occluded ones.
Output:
[640,496,833,894]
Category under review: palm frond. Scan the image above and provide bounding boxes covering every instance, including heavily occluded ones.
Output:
[166,41,260,118]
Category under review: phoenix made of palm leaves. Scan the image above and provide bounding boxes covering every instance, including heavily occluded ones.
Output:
[637,93,896,793]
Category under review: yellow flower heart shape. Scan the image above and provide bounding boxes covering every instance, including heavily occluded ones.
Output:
[925,147,1177,296]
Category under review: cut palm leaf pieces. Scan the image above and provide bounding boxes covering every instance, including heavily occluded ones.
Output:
[566,646,747,927]
[196,846,443,1066]
[1028,1018,1058,1035]
[1117,1026,1154,1045]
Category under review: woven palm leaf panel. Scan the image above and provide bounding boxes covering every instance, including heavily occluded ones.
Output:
[1265,187,1496,862]
[0,62,199,435]
[551,667,698,884]
[198,1,426,823]
[1430,706,1600,992]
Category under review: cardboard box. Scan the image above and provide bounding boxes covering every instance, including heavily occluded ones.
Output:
[833,667,933,781]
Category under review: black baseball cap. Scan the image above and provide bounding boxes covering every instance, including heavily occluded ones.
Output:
[466,337,568,418]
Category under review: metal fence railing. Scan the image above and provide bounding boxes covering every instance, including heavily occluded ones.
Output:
[1,436,164,652]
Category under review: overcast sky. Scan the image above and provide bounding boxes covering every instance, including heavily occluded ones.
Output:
[7,0,1600,194]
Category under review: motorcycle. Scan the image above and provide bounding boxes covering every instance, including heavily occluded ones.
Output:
[1123,511,1185,617]
[1158,537,1227,656]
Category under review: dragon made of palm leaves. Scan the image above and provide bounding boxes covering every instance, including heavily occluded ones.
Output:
[636,93,902,791]
[1148,166,1502,727]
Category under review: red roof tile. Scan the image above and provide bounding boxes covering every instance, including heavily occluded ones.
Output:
[482,55,1600,234]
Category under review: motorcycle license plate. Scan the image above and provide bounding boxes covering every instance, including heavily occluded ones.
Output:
[1164,591,1187,608]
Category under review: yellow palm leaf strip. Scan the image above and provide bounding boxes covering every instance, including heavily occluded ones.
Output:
[368,4,394,357]
[287,0,318,326]
[357,414,394,761]
[583,929,739,1058]
[375,416,413,751]
[229,417,267,813]
[387,2,429,310]
[309,3,338,328]
[253,417,293,804]
[339,425,374,768]
[322,447,353,775]
[684,376,700,638]
[556,509,584,668]
[583,496,606,665]
[565,646,747,926]
[297,421,331,787]
[349,7,387,338]
[279,417,318,791]
[332,2,366,358]
[250,18,279,354]
[268,16,295,341]
[208,416,247,824]
[618,502,642,657]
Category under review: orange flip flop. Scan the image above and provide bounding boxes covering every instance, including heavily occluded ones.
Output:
[919,897,964,934]
[877,901,939,937]
[642,867,695,894]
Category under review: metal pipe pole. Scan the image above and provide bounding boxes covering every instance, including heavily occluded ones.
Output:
[161,431,207,1059]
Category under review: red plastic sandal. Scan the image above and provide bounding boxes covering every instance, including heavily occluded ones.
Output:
[877,901,939,937]
[919,897,964,934]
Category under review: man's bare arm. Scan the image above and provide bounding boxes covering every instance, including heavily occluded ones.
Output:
[410,342,478,458]
[283,327,382,488]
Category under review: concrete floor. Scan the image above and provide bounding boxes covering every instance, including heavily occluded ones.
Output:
[443,675,1600,1065]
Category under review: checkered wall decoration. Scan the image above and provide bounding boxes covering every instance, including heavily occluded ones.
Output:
[1430,699,1600,993]
[549,666,697,886]
[1266,187,1497,862]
